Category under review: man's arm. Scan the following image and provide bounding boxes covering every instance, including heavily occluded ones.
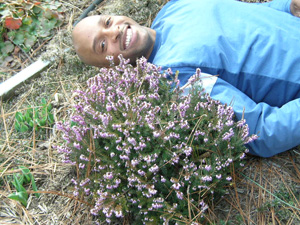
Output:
[258,0,292,14]
[209,78,300,157]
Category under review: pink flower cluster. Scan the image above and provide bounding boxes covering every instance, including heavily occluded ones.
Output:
[56,55,258,224]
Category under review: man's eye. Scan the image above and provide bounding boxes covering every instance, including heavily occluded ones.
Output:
[106,17,111,26]
[101,40,106,51]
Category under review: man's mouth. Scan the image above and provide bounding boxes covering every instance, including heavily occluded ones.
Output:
[124,26,132,49]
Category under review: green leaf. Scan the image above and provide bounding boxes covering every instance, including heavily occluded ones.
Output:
[15,112,24,122]
[15,174,24,185]
[15,121,21,132]
[47,103,52,112]
[26,108,33,117]
[24,35,36,48]
[33,110,39,120]
[32,6,42,14]
[30,17,40,31]
[39,118,47,127]
[7,30,17,40]
[23,16,33,25]
[24,112,32,123]
[16,9,25,17]
[30,175,40,198]
[70,121,77,127]
[43,8,53,19]
[29,120,34,128]
[8,192,28,207]
[41,98,47,105]
[19,24,31,33]
[19,166,31,184]
[20,123,29,132]
[13,32,25,45]
[38,18,56,38]
[12,174,26,193]
[1,41,14,54]
[48,113,54,124]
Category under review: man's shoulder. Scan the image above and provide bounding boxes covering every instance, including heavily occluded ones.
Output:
[152,0,215,25]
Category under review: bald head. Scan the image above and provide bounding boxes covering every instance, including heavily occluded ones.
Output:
[72,15,156,67]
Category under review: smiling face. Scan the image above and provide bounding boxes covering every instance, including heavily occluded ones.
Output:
[72,15,156,67]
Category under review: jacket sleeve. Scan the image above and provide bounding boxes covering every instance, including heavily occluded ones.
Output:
[210,77,300,158]
[258,0,292,14]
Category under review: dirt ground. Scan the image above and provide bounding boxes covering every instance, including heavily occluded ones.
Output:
[0,0,299,224]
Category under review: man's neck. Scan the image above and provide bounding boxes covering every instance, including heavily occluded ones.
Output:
[145,27,156,60]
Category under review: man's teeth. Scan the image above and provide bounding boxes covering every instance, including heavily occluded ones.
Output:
[125,28,132,49]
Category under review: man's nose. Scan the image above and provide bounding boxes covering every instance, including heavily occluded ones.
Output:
[105,25,120,43]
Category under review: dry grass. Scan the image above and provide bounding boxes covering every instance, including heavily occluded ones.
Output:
[208,152,300,224]
[1,0,299,224]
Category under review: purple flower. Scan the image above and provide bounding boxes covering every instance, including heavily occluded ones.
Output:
[120,154,129,160]
[204,165,211,171]
[79,163,85,169]
[80,178,90,187]
[73,142,82,150]
[148,187,157,196]
[176,191,184,200]
[138,169,146,176]
[127,137,137,146]
[201,175,213,182]
[149,164,159,173]
[103,172,114,180]
[115,210,123,218]
[171,183,181,190]
[237,119,246,128]
[153,131,160,137]
[222,128,234,141]
[72,126,83,142]
[151,203,163,209]
[84,188,90,195]
[187,68,201,84]
[244,134,259,144]
[131,159,139,167]
[79,154,89,161]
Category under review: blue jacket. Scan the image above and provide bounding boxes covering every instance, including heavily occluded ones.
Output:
[149,0,300,157]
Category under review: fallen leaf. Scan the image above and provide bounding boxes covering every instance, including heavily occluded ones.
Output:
[5,17,22,30]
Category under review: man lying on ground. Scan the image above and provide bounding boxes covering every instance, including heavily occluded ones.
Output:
[72,0,300,157]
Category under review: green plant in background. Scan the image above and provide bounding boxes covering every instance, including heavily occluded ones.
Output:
[8,166,40,207]
[0,0,63,62]
[15,98,54,132]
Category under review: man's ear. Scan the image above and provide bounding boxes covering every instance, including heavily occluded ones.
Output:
[291,0,300,17]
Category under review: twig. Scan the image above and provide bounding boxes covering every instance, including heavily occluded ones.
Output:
[1,100,10,150]
[26,190,93,207]
[232,165,246,225]
[23,39,50,65]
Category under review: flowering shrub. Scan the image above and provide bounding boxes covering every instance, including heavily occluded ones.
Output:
[56,55,257,224]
